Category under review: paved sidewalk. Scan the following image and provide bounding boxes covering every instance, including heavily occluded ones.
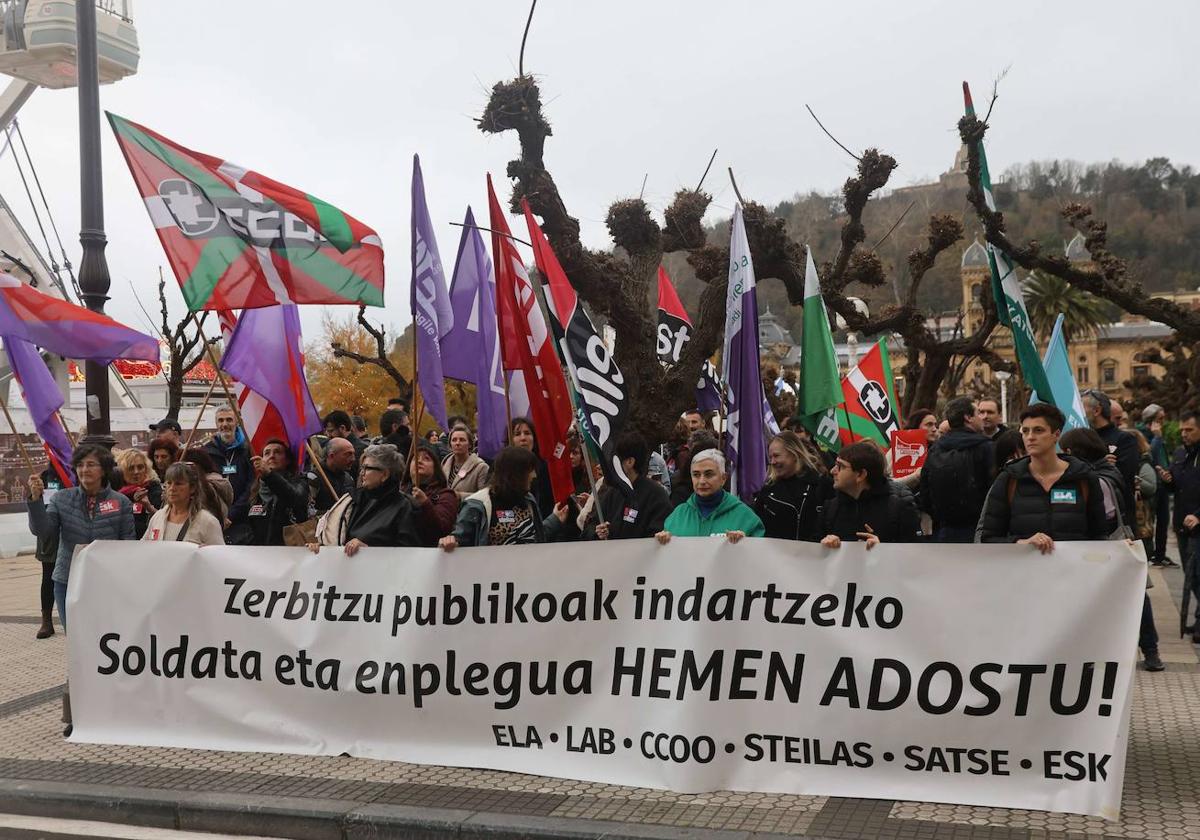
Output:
[1,553,1197,840]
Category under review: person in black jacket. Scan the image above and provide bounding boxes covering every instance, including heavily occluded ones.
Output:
[1162,410,1200,641]
[1082,389,1139,517]
[237,438,310,546]
[511,417,555,517]
[919,396,994,543]
[754,431,832,542]
[820,442,921,549]
[582,432,672,540]
[976,404,1106,550]
[311,444,419,553]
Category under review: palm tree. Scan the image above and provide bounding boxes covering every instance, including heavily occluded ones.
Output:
[1023,270,1111,342]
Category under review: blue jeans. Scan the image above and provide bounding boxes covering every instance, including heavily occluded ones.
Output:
[53,580,67,631]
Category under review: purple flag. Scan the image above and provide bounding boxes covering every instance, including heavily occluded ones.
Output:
[5,337,74,485]
[410,155,453,431]
[219,304,322,457]
[442,208,507,459]
[722,205,768,500]
[0,273,157,363]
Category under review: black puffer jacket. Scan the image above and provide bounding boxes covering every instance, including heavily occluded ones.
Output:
[339,483,420,548]
[976,455,1106,543]
[754,471,833,542]
[918,427,995,527]
[820,482,922,544]
[582,476,672,540]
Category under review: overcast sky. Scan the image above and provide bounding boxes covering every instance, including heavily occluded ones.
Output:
[0,0,1195,344]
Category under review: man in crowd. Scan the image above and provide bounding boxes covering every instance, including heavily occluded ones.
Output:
[379,408,412,457]
[1109,400,1130,430]
[584,432,672,540]
[919,396,994,543]
[682,409,707,434]
[1162,410,1200,642]
[323,410,368,459]
[202,406,254,530]
[1142,404,1176,566]
[1082,389,1139,516]
[821,441,921,549]
[311,437,356,513]
[151,418,182,447]
[976,398,1006,441]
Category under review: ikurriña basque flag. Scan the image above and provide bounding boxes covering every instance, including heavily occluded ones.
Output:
[523,200,634,500]
[108,113,384,312]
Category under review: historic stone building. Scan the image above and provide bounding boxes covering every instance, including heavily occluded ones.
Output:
[958,233,1199,404]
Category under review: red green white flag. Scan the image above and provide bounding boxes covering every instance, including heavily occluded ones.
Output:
[108,113,384,311]
[838,339,900,448]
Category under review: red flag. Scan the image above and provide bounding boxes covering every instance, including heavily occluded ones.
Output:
[218,309,289,454]
[486,177,574,504]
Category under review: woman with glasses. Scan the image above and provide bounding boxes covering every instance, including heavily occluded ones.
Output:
[27,444,135,630]
[311,444,419,553]
[142,462,225,546]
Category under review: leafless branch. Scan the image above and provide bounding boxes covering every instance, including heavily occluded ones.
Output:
[805,104,862,162]
[872,200,916,250]
[518,0,537,77]
[695,148,718,192]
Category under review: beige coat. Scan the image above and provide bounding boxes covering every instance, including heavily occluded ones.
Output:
[443,453,490,500]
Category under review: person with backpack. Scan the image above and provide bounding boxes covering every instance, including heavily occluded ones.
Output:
[820,442,921,549]
[976,404,1107,551]
[1059,427,1164,672]
[919,396,994,543]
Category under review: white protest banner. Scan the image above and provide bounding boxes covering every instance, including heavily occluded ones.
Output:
[67,539,1142,818]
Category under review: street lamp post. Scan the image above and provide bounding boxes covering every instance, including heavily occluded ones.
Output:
[76,0,114,446]
[994,370,1011,425]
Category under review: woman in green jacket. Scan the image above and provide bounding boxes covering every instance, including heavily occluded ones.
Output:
[655,449,765,543]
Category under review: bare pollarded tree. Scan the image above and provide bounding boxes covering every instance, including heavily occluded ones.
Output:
[479,74,1008,434]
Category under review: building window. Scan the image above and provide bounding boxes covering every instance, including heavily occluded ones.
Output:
[971,282,982,303]
[1132,365,1149,379]
[1077,366,1089,384]
[1101,364,1116,385]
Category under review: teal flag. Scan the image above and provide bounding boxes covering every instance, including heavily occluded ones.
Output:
[1031,313,1088,431]
[963,82,1054,401]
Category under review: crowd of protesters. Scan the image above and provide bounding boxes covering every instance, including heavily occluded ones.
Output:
[26,393,1200,686]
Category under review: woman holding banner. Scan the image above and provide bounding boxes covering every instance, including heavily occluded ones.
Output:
[142,463,225,546]
[753,431,831,542]
[311,444,420,553]
[439,446,571,550]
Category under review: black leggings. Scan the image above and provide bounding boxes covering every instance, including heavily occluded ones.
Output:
[39,562,53,613]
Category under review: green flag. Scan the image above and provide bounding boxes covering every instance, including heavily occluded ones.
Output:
[798,247,843,449]
[963,82,1053,400]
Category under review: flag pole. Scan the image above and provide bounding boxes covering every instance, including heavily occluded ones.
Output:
[182,374,220,451]
[188,311,250,447]
[0,392,37,475]
[409,316,423,464]
[841,403,857,444]
[55,410,76,449]
[304,437,339,502]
